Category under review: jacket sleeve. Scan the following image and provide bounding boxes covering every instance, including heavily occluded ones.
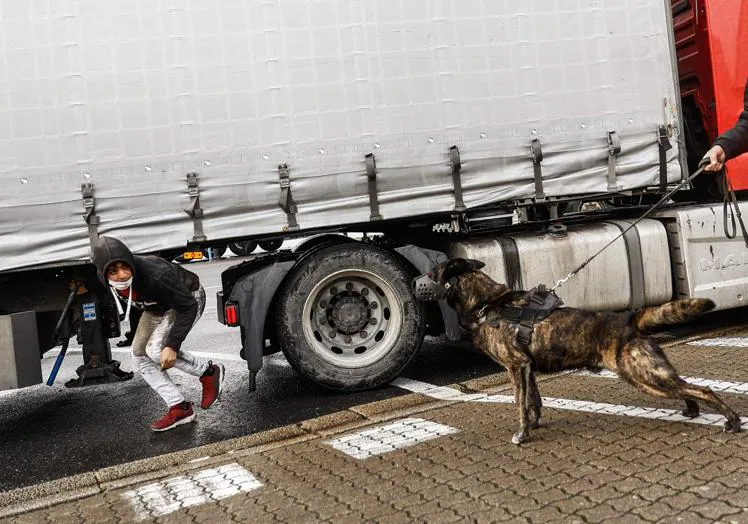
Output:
[714,81,748,161]
[154,272,198,352]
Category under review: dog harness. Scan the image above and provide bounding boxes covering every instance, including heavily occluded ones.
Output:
[477,285,564,350]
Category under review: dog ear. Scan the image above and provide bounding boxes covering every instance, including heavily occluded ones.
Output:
[440,258,477,283]
[466,259,485,271]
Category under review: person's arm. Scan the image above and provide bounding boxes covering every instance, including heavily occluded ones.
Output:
[154,272,199,353]
[713,109,748,160]
[705,81,748,171]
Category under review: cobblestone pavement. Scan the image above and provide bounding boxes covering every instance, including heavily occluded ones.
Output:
[3,334,748,523]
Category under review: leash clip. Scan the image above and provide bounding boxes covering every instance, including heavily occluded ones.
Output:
[475,304,490,325]
[551,272,573,292]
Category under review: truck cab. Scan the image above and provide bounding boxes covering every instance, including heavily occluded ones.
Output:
[672,0,748,188]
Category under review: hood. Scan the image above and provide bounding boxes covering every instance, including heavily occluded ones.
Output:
[91,236,136,282]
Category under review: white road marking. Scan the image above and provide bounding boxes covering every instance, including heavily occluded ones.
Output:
[326,418,459,460]
[391,379,491,402]
[123,463,261,521]
[574,370,748,396]
[391,378,748,429]
[688,337,748,348]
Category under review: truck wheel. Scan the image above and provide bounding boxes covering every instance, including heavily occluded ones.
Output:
[276,244,426,391]
[259,239,282,252]
[228,241,257,256]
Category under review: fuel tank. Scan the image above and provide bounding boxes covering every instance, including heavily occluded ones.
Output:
[448,219,673,311]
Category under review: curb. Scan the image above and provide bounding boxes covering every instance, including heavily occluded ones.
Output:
[0,373,510,519]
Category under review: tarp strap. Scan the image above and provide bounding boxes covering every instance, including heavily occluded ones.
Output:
[81,183,100,247]
[607,131,621,192]
[277,163,299,232]
[530,138,545,201]
[605,220,645,311]
[449,145,466,212]
[657,126,672,192]
[184,172,207,243]
[366,153,383,221]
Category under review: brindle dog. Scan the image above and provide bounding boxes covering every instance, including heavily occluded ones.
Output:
[433,258,742,444]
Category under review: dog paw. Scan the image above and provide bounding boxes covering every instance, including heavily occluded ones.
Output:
[511,432,528,445]
[724,419,742,433]
[681,408,699,419]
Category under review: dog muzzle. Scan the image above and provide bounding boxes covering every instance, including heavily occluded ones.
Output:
[412,273,450,301]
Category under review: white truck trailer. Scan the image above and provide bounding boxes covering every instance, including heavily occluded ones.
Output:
[1,0,746,392]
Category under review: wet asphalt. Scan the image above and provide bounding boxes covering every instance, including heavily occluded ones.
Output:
[0,254,496,493]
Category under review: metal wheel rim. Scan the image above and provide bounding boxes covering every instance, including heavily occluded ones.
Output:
[301,269,404,369]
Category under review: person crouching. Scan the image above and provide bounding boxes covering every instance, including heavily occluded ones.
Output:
[91,236,225,432]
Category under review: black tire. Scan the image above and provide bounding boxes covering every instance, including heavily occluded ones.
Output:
[228,241,257,257]
[259,239,283,252]
[276,244,426,391]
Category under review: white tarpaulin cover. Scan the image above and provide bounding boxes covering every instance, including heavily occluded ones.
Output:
[0,0,683,272]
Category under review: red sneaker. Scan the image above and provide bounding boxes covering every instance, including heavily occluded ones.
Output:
[150,402,195,432]
[200,362,225,409]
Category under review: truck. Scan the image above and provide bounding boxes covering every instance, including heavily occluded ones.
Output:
[1,0,747,393]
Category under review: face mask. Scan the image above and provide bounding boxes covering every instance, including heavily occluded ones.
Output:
[109,277,133,291]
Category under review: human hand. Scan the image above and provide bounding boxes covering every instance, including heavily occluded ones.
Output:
[160,347,177,370]
[703,145,726,172]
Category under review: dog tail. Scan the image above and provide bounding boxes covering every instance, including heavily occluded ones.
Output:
[631,298,716,334]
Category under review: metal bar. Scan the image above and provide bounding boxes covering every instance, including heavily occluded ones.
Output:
[54,283,80,341]
[46,339,70,386]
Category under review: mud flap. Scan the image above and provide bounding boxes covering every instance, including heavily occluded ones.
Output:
[395,245,463,341]
[229,261,295,391]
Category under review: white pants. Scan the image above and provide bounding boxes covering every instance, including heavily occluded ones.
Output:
[131,287,209,407]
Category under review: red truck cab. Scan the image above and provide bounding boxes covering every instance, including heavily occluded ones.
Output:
[672,0,748,189]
